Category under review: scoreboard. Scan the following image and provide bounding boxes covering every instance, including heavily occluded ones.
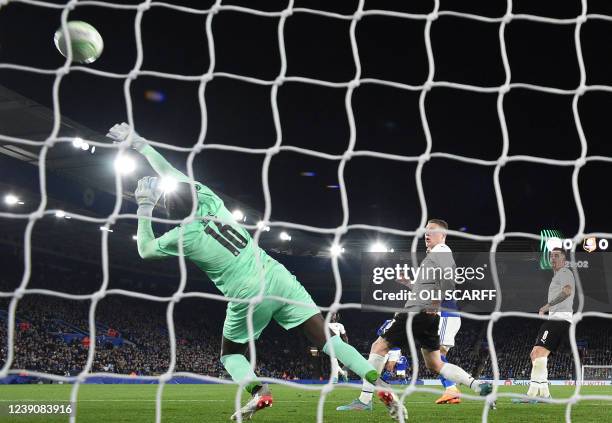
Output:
[539,229,609,270]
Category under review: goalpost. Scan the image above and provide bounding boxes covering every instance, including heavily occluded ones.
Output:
[1,1,612,423]
[581,365,612,386]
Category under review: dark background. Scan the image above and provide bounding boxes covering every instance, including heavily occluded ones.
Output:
[0,0,610,238]
[1,0,611,388]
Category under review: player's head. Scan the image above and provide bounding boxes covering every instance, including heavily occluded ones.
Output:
[425,218,448,250]
[550,247,567,271]
[330,312,340,323]
[161,182,197,222]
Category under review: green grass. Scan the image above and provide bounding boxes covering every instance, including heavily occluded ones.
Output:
[0,384,610,422]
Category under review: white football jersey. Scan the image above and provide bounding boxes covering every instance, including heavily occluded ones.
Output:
[405,243,455,312]
[328,322,346,337]
[548,267,575,322]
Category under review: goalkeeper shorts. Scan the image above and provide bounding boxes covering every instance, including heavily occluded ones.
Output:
[222,268,319,344]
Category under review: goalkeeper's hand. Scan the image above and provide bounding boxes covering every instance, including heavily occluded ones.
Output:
[106,122,147,152]
[135,176,163,216]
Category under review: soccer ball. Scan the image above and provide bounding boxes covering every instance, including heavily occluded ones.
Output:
[54,21,103,64]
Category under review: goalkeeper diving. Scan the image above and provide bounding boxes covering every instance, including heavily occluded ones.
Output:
[106,123,405,421]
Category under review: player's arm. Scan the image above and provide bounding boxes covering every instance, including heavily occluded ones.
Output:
[135,176,168,260]
[107,122,191,183]
[539,283,573,315]
[137,216,166,260]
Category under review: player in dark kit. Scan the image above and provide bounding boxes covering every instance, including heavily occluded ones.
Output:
[518,247,575,402]
[337,219,493,417]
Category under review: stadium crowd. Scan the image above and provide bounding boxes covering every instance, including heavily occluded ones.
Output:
[2,295,611,382]
[1,251,611,382]
[0,294,315,380]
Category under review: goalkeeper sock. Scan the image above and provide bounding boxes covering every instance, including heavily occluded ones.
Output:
[322,336,378,393]
[439,354,456,389]
[439,363,481,393]
[358,353,386,404]
[220,354,260,395]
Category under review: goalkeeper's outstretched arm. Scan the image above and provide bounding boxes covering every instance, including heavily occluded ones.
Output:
[135,176,167,260]
[139,144,190,183]
[137,216,165,259]
[107,122,191,183]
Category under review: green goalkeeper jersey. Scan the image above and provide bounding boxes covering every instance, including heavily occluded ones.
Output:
[153,182,277,298]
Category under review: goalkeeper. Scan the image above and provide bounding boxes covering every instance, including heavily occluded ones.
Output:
[106,123,405,421]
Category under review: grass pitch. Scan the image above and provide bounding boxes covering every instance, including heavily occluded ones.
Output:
[0,384,609,422]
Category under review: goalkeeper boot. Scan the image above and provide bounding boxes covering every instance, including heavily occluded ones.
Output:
[377,390,408,421]
[336,399,372,411]
[230,385,273,421]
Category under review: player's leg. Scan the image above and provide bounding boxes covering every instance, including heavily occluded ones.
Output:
[335,333,407,419]
[435,345,461,404]
[336,314,408,418]
[221,299,275,420]
[436,316,462,404]
[437,317,453,390]
[525,319,567,400]
[527,345,551,398]
[222,337,274,421]
[339,365,349,382]
[220,337,262,395]
[421,348,491,396]
[267,268,379,385]
[330,356,341,383]
[416,313,492,397]
[298,313,379,385]
[271,270,406,420]
[382,348,400,383]
[351,336,390,407]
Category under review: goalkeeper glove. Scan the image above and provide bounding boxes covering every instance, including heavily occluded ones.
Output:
[106,122,147,152]
[135,176,163,216]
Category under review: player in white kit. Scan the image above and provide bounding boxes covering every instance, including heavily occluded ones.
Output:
[435,300,462,404]
[516,247,575,402]
[328,312,349,383]
[337,219,493,418]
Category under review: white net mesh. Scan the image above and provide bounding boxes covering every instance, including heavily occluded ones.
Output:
[1,1,612,422]
[581,365,612,384]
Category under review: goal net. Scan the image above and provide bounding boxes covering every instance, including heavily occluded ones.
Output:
[1,1,612,423]
[581,365,612,385]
